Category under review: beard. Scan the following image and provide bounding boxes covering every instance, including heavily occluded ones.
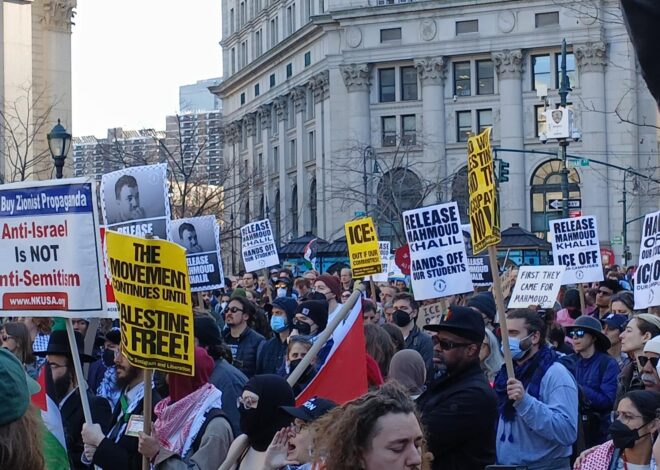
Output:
[116,364,140,389]
[53,370,73,403]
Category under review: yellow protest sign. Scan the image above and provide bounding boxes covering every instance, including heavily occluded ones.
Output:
[345,217,382,278]
[468,127,500,254]
[106,231,194,376]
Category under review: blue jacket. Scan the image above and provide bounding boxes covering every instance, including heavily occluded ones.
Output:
[256,334,288,375]
[223,327,265,378]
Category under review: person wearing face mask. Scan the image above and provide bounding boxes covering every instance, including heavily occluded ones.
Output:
[89,328,122,409]
[281,336,317,395]
[313,275,343,322]
[494,309,578,470]
[392,292,434,382]
[275,277,296,299]
[291,300,333,367]
[256,296,298,375]
[574,390,660,470]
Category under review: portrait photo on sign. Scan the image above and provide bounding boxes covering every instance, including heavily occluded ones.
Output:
[171,217,218,255]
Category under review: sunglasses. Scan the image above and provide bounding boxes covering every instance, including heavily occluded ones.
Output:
[569,329,587,339]
[227,306,244,313]
[434,338,473,351]
[638,356,660,369]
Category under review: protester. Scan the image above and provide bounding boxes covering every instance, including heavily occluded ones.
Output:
[556,289,581,328]
[610,291,635,316]
[382,322,406,352]
[417,306,498,469]
[36,329,111,470]
[257,296,298,375]
[228,374,295,469]
[602,313,629,369]
[303,270,318,281]
[242,271,259,292]
[563,316,619,448]
[364,323,396,379]
[137,347,232,469]
[22,316,51,368]
[294,277,312,300]
[72,318,91,338]
[274,277,296,299]
[494,309,578,470]
[392,292,434,379]
[467,291,497,331]
[574,390,660,470]
[88,327,122,409]
[480,327,505,384]
[595,280,623,318]
[281,336,317,396]
[263,396,337,470]
[388,349,426,399]
[313,275,343,321]
[362,300,381,325]
[312,382,431,470]
[194,315,248,436]
[639,336,660,393]
[379,285,398,306]
[1,320,38,379]
[0,348,45,469]
[617,314,660,403]
[222,296,265,377]
[291,300,332,366]
[341,290,352,304]
[548,322,575,355]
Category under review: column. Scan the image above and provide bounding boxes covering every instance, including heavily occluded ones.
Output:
[258,105,272,220]
[309,71,329,238]
[244,113,257,221]
[273,95,288,237]
[415,57,447,199]
[292,85,308,235]
[575,42,609,241]
[340,63,372,145]
[492,49,525,229]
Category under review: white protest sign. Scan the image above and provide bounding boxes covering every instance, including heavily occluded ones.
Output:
[365,241,391,283]
[507,265,565,309]
[100,163,171,240]
[0,178,107,317]
[172,216,225,292]
[634,210,660,309]
[241,219,279,272]
[468,255,493,287]
[402,202,473,301]
[550,215,603,284]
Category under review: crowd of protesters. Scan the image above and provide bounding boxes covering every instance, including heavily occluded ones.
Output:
[5,263,660,470]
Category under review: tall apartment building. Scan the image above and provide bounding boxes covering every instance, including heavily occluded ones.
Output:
[213,0,659,266]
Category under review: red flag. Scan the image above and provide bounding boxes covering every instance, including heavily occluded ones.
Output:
[296,299,368,405]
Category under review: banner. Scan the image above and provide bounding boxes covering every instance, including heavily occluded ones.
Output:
[419,301,445,325]
[345,217,382,278]
[635,210,660,309]
[507,265,565,309]
[241,219,279,272]
[106,231,194,375]
[468,255,494,287]
[172,216,225,292]
[0,178,106,317]
[467,127,500,254]
[403,202,473,301]
[550,215,603,284]
[100,228,118,317]
[100,163,171,240]
[365,241,391,282]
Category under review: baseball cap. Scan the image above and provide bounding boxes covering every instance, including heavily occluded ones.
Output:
[602,313,627,331]
[0,348,30,426]
[644,335,660,355]
[281,396,337,422]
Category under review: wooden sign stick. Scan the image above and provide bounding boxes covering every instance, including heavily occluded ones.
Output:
[488,245,515,379]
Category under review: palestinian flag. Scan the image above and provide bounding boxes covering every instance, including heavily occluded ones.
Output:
[303,238,319,271]
[32,366,69,470]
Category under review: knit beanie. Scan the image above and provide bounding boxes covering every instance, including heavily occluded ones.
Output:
[316,274,342,302]
[295,300,329,332]
[467,292,496,321]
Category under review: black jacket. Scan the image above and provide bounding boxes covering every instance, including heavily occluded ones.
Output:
[405,324,435,381]
[416,362,498,470]
[223,327,265,378]
[60,389,112,470]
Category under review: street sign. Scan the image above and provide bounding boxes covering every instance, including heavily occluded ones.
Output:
[568,158,589,168]
[547,199,582,211]
[611,235,623,245]
[354,210,366,218]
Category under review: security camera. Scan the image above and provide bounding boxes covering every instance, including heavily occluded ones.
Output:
[453,95,457,102]
[539,132,548,144]
[571,130,581,142]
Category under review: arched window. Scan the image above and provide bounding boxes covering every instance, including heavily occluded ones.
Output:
[259,193,265,220]
[451,166,469,224]
[309,179,318,235]
[376,168,424,245]
[244,200,250,225]
[291,185,299,237]
[530,159,581,239]
[274,190,281,243]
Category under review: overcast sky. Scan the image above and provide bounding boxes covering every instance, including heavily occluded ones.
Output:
[72,0,222,138]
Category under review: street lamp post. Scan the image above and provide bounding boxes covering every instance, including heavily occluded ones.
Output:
[558,40,571,219]
[47,119,72,180]
[362,145,373,215]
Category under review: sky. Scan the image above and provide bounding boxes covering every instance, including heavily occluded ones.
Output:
[72,0,223,138]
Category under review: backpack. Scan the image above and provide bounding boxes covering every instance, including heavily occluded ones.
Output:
[190,408,231,455]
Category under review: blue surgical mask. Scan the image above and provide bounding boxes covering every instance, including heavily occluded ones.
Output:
[504,333,533,360]
[277,288,287,298]
[270,315,288,333]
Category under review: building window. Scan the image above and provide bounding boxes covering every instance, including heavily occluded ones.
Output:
[304,0,312,23]
[382,116,396,147]
[535,11,559,28]
[555,52,577,89]
[535,105,546,137]
[379,68,395,102]
[270,73,276,88]
[457,111,471,142]
[287,96,295,128]
[274,190,281,242]
[532,54,551,91]
[289,139,296,166]
[231,48,236,74]
[241,41,248,68]
[380,28,402,43]
[240,2,246,26]
[400,66,418,101]
[273,146,279,172]
[307,131,315,160]
[286,63,293,79]
[476,60,494,95]
[254,83,260,96]
[304,51,311,67]
[255,30,262,57]
[402,115,416,145]
[456,20,478,34]
[269,18,278,47]
[240,92,246,105]
[291,185,299,237]
[454,62,471,97]
[255,117,262,143]
[286,5,294,35]
[229,9,235,34]
[477,109,492,133]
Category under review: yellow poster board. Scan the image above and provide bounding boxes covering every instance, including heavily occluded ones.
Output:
[106,231,194,376]
[468,127,501,254]
[345,217,383,278]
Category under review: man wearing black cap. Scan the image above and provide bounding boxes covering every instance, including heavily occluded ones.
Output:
[563,316,619,447]
[416,306,498,470]
[595,279,622,319]
[257,296,298,375]
[37,330,112,470]
[392,292,434,380]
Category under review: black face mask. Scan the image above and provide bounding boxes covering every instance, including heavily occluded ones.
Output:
[609,419,646,449]
[393,309,412,327]
[293,321,312,336]
[289,358,315,381]
[102,348,115,368]
[239,406,260,436]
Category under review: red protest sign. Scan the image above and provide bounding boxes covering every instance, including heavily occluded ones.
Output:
[394,244,411,275]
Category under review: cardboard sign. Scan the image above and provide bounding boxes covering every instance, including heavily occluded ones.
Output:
[468,256,493,287]
[402,202,473,301]
[172,216,225,292]
[241,219,279,272]
[345,217,382,278]
[507,266,565,309]
[634,211,660,309]
[550,215,603,284]
[106,231,194,375]
[419,301,446,325]
[365,241,391,282]
[0,178,106,317]
[394,244,411,275]
[100,163,171,240]
[467,128,500,254]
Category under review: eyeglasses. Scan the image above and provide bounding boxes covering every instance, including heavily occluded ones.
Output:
[613,410,643,424]
[433,338,473,351]
[227,306,244,314]
[598,289,613,296]
[1,335,15,342]
[569,329,587,339]
[638,355,660,369]
[237,395,259,410]
[292,419,308,434]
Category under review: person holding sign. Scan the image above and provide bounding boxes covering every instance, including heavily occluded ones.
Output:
[494,309,578,470]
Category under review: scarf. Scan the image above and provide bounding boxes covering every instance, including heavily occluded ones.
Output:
[494,345,557,423]
[153,383,223,458]
[574,440,615,470]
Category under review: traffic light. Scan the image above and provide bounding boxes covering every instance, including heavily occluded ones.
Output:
[499,160,510,183]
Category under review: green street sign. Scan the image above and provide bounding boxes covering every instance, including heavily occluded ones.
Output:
[568,158,589,168]
[611,236,623,245]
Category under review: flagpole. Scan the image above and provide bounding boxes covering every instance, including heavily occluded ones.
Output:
[65,318,93,424]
